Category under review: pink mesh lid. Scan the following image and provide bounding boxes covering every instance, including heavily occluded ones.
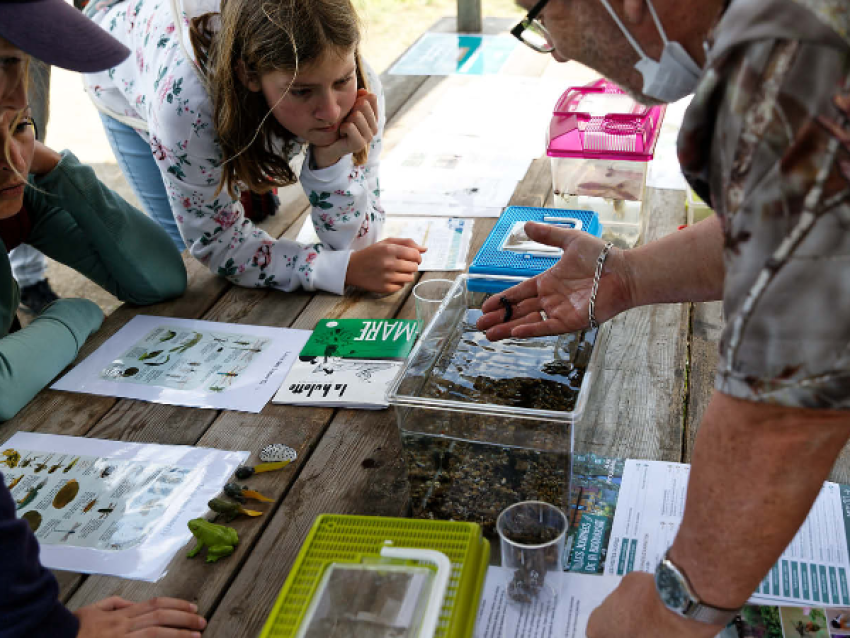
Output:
[547,79,666,162]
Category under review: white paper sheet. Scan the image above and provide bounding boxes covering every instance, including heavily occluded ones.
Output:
[474,567,622,638]
[2,432,247,581]
[646,96,692,191]
[297,215,474,270]
[272,357,403,409]
[604,460,850,608]
[52,315,311,413]
[378,76,567,218]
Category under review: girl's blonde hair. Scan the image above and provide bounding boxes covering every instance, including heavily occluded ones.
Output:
[3,57,31,186]
[189,0,369,199]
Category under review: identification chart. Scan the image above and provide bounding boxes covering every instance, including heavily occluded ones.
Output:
[604,460,850,608]
[2,432,247,581]
[52,315,310,412]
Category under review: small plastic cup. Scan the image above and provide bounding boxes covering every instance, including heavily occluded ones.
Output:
[496,500,567,605]
[413,279,455,333]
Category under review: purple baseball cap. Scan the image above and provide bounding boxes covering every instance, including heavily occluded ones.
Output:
[0,0,130,72]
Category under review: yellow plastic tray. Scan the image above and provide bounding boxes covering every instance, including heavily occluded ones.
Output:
[259,514,490,638]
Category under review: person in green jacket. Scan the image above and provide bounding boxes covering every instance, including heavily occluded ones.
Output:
[0,104,188,421]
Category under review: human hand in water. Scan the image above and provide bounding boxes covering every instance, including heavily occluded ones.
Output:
[311,89,379,169]
[346,238,426,294]
[475,222,633,341]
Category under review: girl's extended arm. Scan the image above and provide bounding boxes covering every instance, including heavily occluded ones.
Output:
[25,151,187,304]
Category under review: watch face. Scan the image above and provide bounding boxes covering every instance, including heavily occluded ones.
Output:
[656,561,689,612]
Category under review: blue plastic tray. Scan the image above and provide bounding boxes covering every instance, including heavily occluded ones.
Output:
[468,206,602,293]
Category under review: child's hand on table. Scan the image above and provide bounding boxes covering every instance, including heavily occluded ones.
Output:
[75,595,206,637]
[346,238,426,294]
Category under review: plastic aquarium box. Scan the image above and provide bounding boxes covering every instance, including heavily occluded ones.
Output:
[468,206,602,294]
[387,275,609,539]
[548,79,665,247]
[259,514,490,638]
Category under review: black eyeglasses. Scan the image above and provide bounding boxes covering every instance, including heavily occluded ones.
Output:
[510,0,556,53]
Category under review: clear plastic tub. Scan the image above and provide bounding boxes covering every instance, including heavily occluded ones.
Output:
[548,80,665,248]
[387,276,607,538]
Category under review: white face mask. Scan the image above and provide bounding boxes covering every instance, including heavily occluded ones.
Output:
[598,0,703,103]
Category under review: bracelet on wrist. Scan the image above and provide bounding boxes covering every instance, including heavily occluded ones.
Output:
[588,242,614,330]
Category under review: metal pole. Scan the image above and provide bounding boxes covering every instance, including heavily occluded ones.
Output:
[457,0,483,32]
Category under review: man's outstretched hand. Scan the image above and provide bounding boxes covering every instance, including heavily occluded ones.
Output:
[475,222,633,341]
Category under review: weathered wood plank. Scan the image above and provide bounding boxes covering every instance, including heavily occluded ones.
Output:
[199,407,409,637]
[683,301,722,463]
[577,189,689,462]
[457,0,483,32]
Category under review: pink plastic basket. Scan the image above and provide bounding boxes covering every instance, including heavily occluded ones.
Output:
[547,79,666,162]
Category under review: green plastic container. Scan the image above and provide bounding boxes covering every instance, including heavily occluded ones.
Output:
[259,514,491,638]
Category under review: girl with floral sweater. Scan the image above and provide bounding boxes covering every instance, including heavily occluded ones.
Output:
[84,0,424,295]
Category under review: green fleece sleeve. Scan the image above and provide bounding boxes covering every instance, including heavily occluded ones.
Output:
[24,151,187,304]
[0,299,102,421]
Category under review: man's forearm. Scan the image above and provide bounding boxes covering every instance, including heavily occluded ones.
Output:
[625,214,725,307]
[669,393,850,610]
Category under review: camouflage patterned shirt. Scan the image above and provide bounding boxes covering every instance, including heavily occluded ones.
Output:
[678,0,850,408]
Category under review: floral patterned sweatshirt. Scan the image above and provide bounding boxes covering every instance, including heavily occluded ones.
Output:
[83,0,385,295]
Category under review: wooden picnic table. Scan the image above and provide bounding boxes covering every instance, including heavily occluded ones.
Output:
[7,16,849,638]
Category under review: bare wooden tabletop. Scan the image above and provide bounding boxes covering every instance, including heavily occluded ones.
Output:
[7,18,843,638]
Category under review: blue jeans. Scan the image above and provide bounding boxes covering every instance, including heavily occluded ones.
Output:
[9,244,46,287]
[99,113,185,250]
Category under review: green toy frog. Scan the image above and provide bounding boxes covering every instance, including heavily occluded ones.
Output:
[186,518,238,563]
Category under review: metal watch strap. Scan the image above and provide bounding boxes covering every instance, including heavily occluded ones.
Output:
[685,600,741,626]
[659,554,742,627]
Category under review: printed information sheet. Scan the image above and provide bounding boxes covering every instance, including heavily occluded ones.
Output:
[474,568,621,638]
[296,215,473,271]
[2,432,247,581]
[603,460,850,607]
[52,315,310,412]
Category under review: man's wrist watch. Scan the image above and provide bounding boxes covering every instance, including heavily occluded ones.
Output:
[655,551,742,626]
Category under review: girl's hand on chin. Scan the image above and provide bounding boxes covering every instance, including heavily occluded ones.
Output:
[311,89,379,169]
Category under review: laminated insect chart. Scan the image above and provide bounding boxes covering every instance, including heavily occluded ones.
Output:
[52,315,311,412]
[2,432,247,581]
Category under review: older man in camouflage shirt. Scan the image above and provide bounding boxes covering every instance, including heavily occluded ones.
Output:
[478,0,850,635]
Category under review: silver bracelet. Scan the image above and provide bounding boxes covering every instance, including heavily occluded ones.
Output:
[588,242,614,330]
